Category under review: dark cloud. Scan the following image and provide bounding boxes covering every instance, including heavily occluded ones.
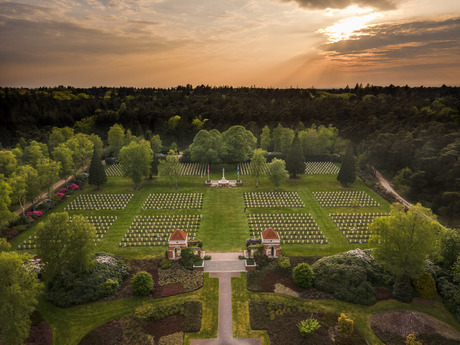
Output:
[321,17,460,64]
[282,0,397,11]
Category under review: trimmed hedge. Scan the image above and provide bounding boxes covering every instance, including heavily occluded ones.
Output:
[183,301,202,332]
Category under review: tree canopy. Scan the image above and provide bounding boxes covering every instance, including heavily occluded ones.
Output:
[36,212,96,282]
[250,148,267,188]
[88,148,107,190]
[119,140,153,189]
[268,158,289,191]
[220,125,257,163]
[0,251,43,345]
[337,145,356,186]
[189,129,222,164]
[369,203,443,279]
[286,132,304,178]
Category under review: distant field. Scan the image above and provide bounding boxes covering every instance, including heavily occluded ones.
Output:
[12,165,391,258]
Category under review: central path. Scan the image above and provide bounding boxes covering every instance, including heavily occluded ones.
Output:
[190,253,261,345]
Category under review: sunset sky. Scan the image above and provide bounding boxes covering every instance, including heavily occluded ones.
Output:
[1,0,459,88]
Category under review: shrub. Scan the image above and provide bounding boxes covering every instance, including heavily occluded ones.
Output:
[134,303,156,321]
[158,262,203,292]
[131,271,154,296]
[246,258,255,265]
[160,258,173,270]
[437,277,460,322]
[102,278,119,296]
[414,272,436,299]
[405,333,422,345]
[297,317,320,337]
[204,255,211,260]
[179,248,201,270]
[393,274,413,303]
[338,313,354,337]
[183,301,202,332]
[277,256,291,270]
[45,253,130,307]
[293,263,314,288]
[312,251,391,305]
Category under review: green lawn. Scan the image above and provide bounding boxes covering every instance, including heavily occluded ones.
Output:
[12,166,391,256]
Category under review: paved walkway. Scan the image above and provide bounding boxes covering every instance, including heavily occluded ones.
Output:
[191,255,261,345]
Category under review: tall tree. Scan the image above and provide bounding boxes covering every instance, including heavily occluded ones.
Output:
[119,140,153,189]
[36,212,96,282]
[370,203,443,299]
[8,173,27,216]
[189,129,222,164]
[107,123,125,158]
[48,126,74,151]
[65,133,94,174]
[15,165,40,210]
[268,158,289,191]
[23,141,48,168]
[337,145,356,186]
[89,134,104,158]
[220,125,257,163]
[260,125,272,151]
[286,132,304,178]
[36,158,61,200]
[52,143,74,186]
[88,149,107,190]
[0,150,17,177]
[0,252,43,345]
[159,150,182,189]
[0,177,17,230]
[250,148,267,188]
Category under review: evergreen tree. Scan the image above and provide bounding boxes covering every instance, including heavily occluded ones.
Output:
[337,145,356,186]
[88,149,107,190]
[286,132,304,178]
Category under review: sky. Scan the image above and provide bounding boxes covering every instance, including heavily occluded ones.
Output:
[0,0,459,88]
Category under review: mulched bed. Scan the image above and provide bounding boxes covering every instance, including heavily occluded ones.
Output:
[103,258,203,301]
[266,310,366,345]
[79,314,184,345]
[370,310,460,345]
[25,311,53,345]
[145,314,184,340]
[248,260,333,300]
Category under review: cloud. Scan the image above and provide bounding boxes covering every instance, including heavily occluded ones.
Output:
[281,0,397,11]
[0,11,182,65]
[320,17,460,66]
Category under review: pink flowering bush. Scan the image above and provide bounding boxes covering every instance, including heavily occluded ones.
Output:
[26,211,43,218]
[56,192,65,199]
[59,187,68,193]
[68,183,79,191]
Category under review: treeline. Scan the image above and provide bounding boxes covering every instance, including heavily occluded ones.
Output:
[0,85,459,224]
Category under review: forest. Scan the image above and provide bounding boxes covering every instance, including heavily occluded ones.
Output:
[0,85,459,225]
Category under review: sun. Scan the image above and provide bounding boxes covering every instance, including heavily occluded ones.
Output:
[318,12,382,43]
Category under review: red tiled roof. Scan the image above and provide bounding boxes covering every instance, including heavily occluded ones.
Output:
[169,229,187,241]
[261,228,279,240]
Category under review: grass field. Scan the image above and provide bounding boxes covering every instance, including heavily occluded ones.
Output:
[12,164,391,257]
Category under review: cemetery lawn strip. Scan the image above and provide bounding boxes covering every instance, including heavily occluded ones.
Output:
[184,273,219,344]
[232,273,270,345]
[232,273,460,345]
[38,273,218,345]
